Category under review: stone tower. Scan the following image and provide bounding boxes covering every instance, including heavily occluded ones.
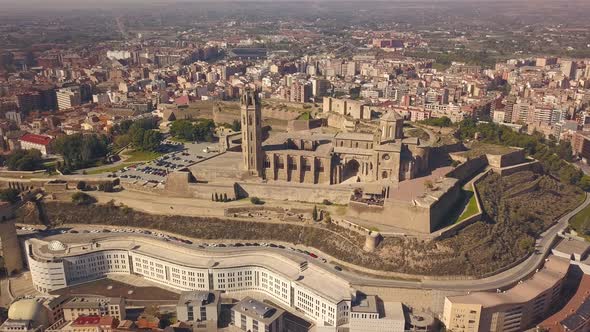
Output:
[379,111,404,143]
[241,89,263,177]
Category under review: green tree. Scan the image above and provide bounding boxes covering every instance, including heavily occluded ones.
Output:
[454,120,586,189]
[170,119,216,142]
[579,176,590,191]
[114,134,131,149]
[142,130,163,151]
[112,120,133,135]
[312,205,318,221]
[52,134,109,170]
[71,192,96,205]
[421,116,452,127]
[5,149,43,171]
[0,188,20,203]
[129,125,146,148]
[231,119,241,132]
[170,120,196,141]
[518,237,535,252]
[250,197,264,205]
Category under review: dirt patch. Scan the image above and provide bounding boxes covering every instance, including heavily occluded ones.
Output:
[16,171,583,277]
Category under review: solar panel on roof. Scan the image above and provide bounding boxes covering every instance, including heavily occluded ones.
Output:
[561,314,587,330]
[575,297,590,319]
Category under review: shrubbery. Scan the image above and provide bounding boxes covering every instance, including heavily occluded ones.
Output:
[170,119,215,142]
[250,197,264,205]
[455,119,590,190]
[71,192,96,205]
[52,134,109,171]
[420,116,453,127]
[0,188,20,203]
[5,149,44,171]
[112,118,162,152]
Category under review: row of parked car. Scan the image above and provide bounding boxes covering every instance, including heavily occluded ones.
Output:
[40,226,344,273]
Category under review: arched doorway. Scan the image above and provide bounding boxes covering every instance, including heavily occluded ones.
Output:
[342,159,360,182]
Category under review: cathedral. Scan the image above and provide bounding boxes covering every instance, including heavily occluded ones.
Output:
[240,90,430,185]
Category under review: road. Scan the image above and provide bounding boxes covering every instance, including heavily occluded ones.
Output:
[24,192,589,294]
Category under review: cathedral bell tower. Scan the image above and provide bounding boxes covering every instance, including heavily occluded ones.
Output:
[241,89,264,177]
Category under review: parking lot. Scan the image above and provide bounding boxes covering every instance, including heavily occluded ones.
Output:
[115,140,222,184]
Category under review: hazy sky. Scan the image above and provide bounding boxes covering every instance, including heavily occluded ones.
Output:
[0,0,586,13]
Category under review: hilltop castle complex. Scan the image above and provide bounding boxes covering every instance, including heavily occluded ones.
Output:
[239,89,430,185]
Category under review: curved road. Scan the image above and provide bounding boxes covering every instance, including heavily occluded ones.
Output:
[26,193,589,294]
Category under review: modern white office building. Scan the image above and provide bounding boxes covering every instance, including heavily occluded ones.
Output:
[55,87,81,111]
[25,235,390,331]
[231,296,284,332]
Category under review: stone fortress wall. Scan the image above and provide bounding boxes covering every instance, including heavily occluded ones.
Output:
[212,103,303,124]
[235,182,352,204]
[346,145,529,236]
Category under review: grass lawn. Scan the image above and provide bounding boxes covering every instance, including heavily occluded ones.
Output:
[297,112,311,120]
[457,189,479,222]
[169,136,191,143]
[570,199,590,238]
[42,157,60,168]
[85,163,135,175]
[439,188,480,229]
[122,150,163,162]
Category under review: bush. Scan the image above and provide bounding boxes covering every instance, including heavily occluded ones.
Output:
[0,188,20,203]
[71,192,96,205]
[5,149,44,171]
[420,116,453,127]
[250,197,264,205]
[52,133,109,170]
[518,237,535,252]
[170,119,215,142]
[76,181,87,190]
[322,199,332,206]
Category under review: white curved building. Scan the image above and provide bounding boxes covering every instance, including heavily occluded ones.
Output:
[25,236,354,330]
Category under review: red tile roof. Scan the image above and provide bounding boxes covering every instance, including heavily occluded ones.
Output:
[19,133,53,146]
[175,95,190,106]
[539,274,590,331]
[73,316,101,325]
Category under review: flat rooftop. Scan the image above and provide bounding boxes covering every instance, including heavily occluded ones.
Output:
[387,166,456,206]
[263,132,334,157]
[178,290,219,306]
[456,142,520,159]
[29,235,351,304]
[383,301,405,322]
[554,238,590,259]
[447,256,570,308]
[233,296,284,324]
[352,295,378,314]
[62,296,122,309]
[188,151,243,173]
[539,274,590,332]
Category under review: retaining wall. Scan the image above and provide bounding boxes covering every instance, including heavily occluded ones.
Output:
[235,182,352,204]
